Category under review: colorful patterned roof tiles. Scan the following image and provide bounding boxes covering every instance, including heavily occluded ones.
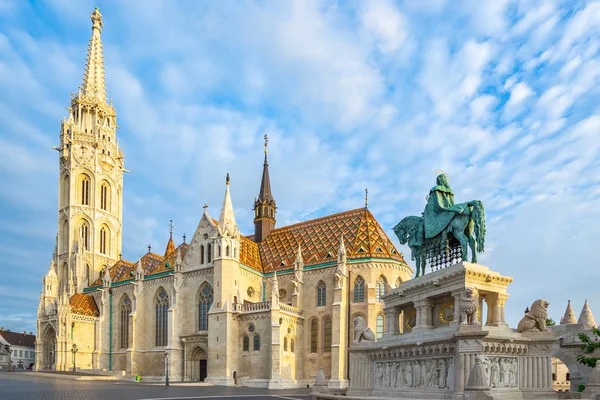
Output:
[240,235,261,272]
[70,293,99,317]
[150,243,188,275]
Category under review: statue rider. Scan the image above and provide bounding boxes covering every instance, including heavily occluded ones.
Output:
[423,174,469,244]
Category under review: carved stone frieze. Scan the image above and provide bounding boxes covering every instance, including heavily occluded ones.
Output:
[480,356,518,388]
[374,357,454,390]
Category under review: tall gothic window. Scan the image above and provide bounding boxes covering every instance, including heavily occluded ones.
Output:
[120,295,132,349]
[99,227,108,255]
[353,276,365,303]
[324,317,332,353]
[253,334,260,351]
[86,263,91,284]
[79,221,89,250]
[200,245,205,264]
[376,275,387,302]
[284,337,288,352]
[62,175,70,208]
[155,288,169,347]
[226,245,230,257]
[243,335,249,351]
[290,338,295,353]
[198,283,213,331]
[310,319,318,353]
[317,281,326,307]
[100,182,109,211]
[80,175,90,205]
[207,244,212,263]
[376,315,384,339]
[61,220,69,253]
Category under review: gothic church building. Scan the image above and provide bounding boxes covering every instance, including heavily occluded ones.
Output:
[36,9,412,388]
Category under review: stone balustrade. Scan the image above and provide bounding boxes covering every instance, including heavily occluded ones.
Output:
[279,303,304,318]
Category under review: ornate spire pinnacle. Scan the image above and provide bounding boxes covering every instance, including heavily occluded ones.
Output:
[81,7,107,102]
[164,220,175,257]
[365,188,369,208]
[338,235,347,262]
[254,134,276,242]
[295,244,303,265]
[578,299,597,329]
[218,173,237,237]
[560,300,577,325]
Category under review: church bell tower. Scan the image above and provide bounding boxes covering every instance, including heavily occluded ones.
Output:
[54,7,124,293]
[253,134,276,242]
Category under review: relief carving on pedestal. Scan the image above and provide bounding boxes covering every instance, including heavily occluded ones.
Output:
[374,357,454,390]
[480,357,518,388]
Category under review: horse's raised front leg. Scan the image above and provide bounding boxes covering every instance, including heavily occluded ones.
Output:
[467,219,477,263]
[452,218,469,262]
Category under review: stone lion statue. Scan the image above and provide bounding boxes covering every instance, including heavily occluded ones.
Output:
[353,316,375,343]
[459,287,480,325]
[517,299,549,333]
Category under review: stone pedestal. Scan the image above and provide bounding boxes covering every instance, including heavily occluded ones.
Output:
[314,262,558,400]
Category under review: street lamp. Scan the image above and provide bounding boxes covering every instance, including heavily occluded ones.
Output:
[164,350,169,386]
[71,344,78,375]
[4,345,12,372]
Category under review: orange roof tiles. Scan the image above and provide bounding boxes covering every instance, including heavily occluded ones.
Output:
[149,243,188,275]
[70,293,99,317]
[240,235,261,271]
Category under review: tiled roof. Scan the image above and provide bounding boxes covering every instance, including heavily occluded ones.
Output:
[69,293,99,317]
[240,235,261,272]
[258,208,406,272]
[164,235,175,257]
[0,329,36,347]
[89,251,166,288]
[149,243,188,275]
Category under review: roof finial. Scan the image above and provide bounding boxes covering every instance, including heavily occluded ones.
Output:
[183,233,186,244]
[264,134,269,154]
[148,244,151,253]
[203,203,208,210]
[169,219,174,238]
[365,188,369,208]
[226,173,230,185]
[91,7,103,34]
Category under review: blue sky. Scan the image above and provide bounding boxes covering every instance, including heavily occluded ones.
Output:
[0,0,599,334]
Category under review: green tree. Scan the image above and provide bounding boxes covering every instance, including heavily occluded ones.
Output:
[576,327,600,368]
[546,318,556,327]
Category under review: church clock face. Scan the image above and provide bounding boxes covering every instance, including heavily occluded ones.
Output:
[73,144,95,166]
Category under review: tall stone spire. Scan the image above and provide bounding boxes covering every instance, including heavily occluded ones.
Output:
[253,134,276,242]
[560,300,577,325]
[218,173,238,237]
[578,299,597,329]
[81,7,107,102]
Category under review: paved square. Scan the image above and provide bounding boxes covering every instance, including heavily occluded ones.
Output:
[0,374,312,400]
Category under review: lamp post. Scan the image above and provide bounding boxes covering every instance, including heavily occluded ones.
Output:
[71,344,78,375]
[164,350,170,386]
[4,345,11,372]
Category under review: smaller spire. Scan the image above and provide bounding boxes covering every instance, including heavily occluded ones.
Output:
[338,235,346,256]
[164,220,175,257]
[218,173,237,237]
[148,244,151,253]
[578,299,597,329]
[295,245,303,265]
[560,300,577,325]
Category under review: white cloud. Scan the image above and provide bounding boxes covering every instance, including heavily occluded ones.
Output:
[360,0,408,54]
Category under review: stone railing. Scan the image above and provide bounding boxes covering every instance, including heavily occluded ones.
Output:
[238,301,271,313]
[279,303,304,318]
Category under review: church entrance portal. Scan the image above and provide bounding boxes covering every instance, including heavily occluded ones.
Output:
[41,325,57,370]
[187,347,208,382]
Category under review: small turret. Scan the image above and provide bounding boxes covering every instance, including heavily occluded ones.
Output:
[560,300,577,325]
[218,173,238,238]
[578,299,597,330]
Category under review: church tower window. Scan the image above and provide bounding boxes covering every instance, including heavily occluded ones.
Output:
[253,334,260,351]
[79,221,90,250]
[290,338,295,353]
[317,281,326,307]
[243,335,249,351]
[376,315,384,339]
[283,337,288,352]
[324,317,332,353]
[155,288,169,347]
[100,182,109,211]
[200,245,205,264]
[353,276,365,303]
[198,283,213,331]
[99,226,108,255]
[376,275,387,302]
[80,175,90,205]
[207,244,212,263]
[310,319,318,353]
[120,294,131,349]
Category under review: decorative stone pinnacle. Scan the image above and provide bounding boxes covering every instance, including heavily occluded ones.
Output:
[90,7,103,33]
[226,173,230,185]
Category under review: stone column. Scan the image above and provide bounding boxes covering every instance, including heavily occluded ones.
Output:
[383,307,398,336]
[484,295,495,326]
[450,290,462,327]
[415,299,433,329]
[496,293,509,325]
[329,275,349,390]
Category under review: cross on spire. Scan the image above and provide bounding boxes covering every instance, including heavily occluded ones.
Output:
[183,233,186,244]
[148,244,151,253]
[264,134,269,154]
[365,188,369,208]
[169,219,174,238]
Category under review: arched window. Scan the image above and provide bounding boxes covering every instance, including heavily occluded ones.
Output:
[120,295,132,349]
[61,220,69,253]
[218,246,221,257]
[253,335,260,351]
[226,245,230,257]
[99,226,108,255]
[80,175,90,205]
[200,245,205,264]
[62,175,70,208]
[79,221,90,250]
[290,338,295,353]
[566,373,570,381]
[284,337,288,351]
[353,276,365,303]
[61,262,68,285]
[317,281,326,307]
[100,182,110,211]
[207,244,212,263]
[376,315,384,339]
[155,288,169,347]
[396,277,402,287]
[198,283,213,331]
[243,335,249,351]
[376,275,387,302]
[552,373,556,381]
[324,317,332,353]
[310,319,318,353]
[86,263,91,284]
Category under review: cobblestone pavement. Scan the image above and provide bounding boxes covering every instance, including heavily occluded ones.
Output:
[0,373,313,400]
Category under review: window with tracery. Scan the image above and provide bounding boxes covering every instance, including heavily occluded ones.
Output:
[310,319,318,353]
[353,276,365,303]
[120,295,131,348]
[376,275,387,302]
[81,176,90,205]
[198,283,213,331]
[284,337,288,351]
[243,335,249,351]
[253,335,260,350]
[317,281,326,307]
[100,227,108,254]
[376,315,384,339]
[155,288,169,347]
[290,338,295,353]
[100,183,109,211]
[79,221,89,250]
